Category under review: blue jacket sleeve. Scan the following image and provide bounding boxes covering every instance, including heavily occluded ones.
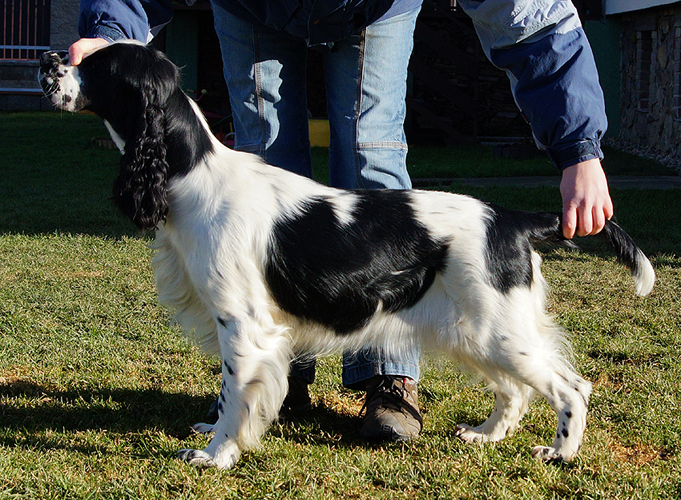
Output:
[458,0,607,170]
[489,27,607,170]
[79,0,175,43]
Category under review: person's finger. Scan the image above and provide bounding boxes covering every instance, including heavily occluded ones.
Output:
[562,204,577,239]
[576,204,593,237]
[590,205,607,235]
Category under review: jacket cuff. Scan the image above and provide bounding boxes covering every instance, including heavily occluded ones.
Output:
[547,139,604,170]
[85,25,126,43]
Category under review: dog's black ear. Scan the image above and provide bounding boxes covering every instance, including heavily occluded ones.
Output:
[113,89,169,231]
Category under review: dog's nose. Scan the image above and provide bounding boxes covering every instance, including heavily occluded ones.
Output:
[39,51,68,74]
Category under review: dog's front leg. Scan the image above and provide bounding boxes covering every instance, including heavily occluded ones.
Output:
[178,316,243,469]
[178,314,291,469]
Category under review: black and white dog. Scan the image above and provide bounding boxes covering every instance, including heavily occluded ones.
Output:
[39,42,655,469]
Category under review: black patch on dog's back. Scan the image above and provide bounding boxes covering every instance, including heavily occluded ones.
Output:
[484,204,562,293]
[265,191,449,334]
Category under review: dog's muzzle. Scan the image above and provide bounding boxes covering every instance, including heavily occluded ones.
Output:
[38,51,84,111]
[38,51,68,93]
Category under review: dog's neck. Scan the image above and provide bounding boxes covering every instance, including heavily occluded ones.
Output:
[162,91,217,179]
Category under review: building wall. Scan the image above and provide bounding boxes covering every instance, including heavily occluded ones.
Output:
[584,18,623,137]
[50,0,81,51]
[619,5,681,160]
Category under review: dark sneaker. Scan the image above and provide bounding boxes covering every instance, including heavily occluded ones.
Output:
[360,376,422,442]
[280,375,312,416]
[206,376,311,422]
[206,396,220,422]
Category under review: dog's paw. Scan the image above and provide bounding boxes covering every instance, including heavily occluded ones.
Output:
[178,443,241,470]
[531,446,566,464]
[178,449,218,468]
[191,422,215,435]
[455,423,511,443]
[454,424,486,443]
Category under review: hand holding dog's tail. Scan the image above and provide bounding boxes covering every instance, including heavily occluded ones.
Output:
[524,212,655,297]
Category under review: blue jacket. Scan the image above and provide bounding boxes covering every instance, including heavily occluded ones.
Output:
[78,0,607,170]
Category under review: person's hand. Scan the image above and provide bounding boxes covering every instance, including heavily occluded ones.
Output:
[560,158,614,239]
[68,37,110,65]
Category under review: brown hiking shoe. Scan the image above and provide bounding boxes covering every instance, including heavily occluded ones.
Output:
[360,376,422,442]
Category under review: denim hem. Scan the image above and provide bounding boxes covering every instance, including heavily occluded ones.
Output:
[341,357,420,389]
[356,141,409,150]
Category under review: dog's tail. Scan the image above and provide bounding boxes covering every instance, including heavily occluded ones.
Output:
[521,211,655,297]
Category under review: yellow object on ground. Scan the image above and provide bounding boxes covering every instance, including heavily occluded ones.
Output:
[309,119,330,147]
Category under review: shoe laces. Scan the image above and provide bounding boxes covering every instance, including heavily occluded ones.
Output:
[360,377,423,425]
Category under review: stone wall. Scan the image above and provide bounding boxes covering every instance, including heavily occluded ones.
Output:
[50,0,81,51]
[619,5,681,164]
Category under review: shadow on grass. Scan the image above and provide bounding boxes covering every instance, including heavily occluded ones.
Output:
[273,404,365,446]
[272,400,483,451]
[0,378,212,440]
[1,379,471,456]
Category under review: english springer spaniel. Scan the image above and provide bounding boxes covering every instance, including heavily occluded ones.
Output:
[39,42,655,469]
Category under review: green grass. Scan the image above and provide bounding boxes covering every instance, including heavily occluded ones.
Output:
[1,112,681,498]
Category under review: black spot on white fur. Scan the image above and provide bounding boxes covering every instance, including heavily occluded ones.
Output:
[265,191,449,334]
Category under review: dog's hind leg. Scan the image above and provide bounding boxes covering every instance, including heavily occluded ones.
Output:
[495,342,591,462]
[455,351,591,462]
[454,379,534,443]
[509,311,592,462]
[452,283,591,462]
[178,315,291,469]
[528,368,592,463]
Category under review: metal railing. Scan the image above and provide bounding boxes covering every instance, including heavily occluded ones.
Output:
[1,0,51,60]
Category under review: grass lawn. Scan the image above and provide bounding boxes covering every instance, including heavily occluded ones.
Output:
[1,112,680,499]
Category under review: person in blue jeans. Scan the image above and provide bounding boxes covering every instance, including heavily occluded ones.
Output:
[212,4,424,441]
[70,0,614,443]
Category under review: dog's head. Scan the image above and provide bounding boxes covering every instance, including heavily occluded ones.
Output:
[39,42,179,125]
[39,42,183,230]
